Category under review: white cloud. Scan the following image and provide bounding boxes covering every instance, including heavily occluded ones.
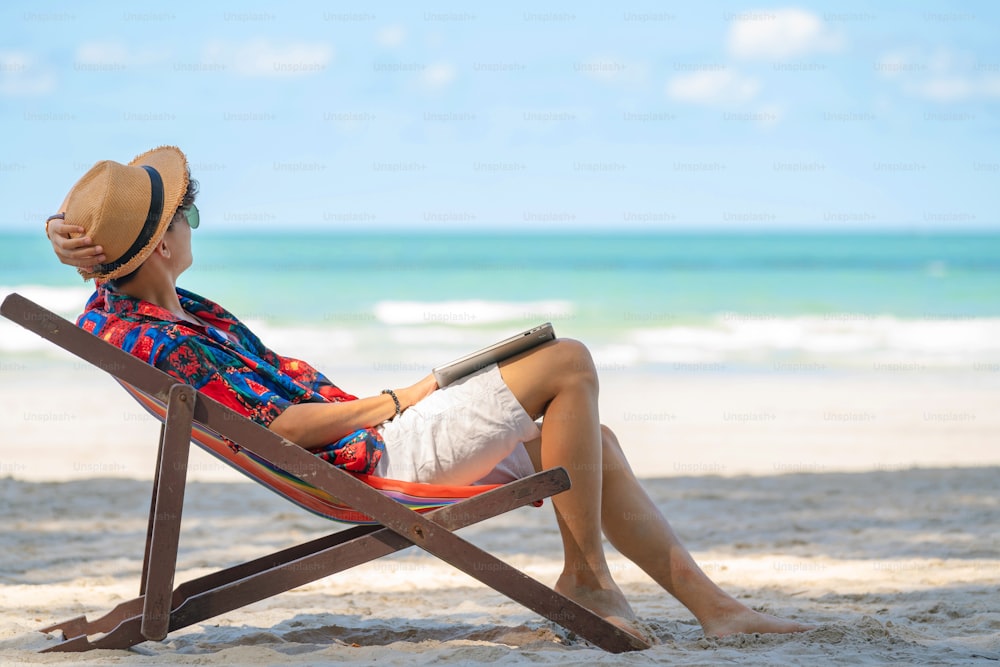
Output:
[728,8,842,59]
[206,39,333,77]
[878,47,1000,102]
[376,25,406,48]
[420,62,456,89]
[927,48,976,75]
[76,42,130,66]
[981,77,1000,97]
[906,76,1000,102]
[0,51,55,96]
[909,78,973,102]
[666,69,760,105]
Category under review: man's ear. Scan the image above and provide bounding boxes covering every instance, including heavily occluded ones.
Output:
[155,237,171,259]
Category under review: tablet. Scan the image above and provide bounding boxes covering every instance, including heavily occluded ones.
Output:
[432,323,556,386]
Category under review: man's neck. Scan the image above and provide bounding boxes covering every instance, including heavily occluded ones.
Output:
[118,273,185,319]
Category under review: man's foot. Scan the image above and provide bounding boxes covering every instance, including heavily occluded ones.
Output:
[554,574,655,646]
[701,606,814,638]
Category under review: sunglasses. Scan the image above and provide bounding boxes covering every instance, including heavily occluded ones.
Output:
[180,204,200,229]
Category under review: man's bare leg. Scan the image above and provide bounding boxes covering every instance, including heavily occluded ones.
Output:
[590,425,811,636]
[500,340,810,638]
[498,340,650,642]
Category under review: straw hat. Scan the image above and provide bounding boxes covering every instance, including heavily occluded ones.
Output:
[59,145,189,281]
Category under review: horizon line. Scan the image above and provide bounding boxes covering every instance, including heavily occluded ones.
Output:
[2,224,1000,236]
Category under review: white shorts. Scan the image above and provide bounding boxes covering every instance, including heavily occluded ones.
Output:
[374,364,540,486]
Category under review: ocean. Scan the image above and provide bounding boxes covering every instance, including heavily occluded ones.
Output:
[2,230,999,379]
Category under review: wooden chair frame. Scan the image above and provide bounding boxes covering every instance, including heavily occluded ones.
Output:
[1,293,647,653]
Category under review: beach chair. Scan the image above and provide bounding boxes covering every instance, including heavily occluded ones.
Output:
[1,293,647,654]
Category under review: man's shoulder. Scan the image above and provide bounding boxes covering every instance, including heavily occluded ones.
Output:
[76,290,180,361]
[77,307,167,358]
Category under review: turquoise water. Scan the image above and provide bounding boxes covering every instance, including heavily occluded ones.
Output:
[182,231,1000,320]
[3,231,999,372]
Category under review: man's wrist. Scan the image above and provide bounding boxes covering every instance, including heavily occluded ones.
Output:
[381,389,401,420]
[45,213,64,239]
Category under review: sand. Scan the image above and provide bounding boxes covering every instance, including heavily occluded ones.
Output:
[1,368,999,665]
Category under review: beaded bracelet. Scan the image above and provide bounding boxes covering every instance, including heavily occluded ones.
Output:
[381,389,401,419]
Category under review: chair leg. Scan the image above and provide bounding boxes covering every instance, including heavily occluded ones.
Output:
[39,469,571,652]
[140,384,195,641]
[139,421,167,596]
[39,525,382,642]
[43,384,198,646]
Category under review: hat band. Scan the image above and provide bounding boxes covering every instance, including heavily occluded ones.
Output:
[95,165,165,275]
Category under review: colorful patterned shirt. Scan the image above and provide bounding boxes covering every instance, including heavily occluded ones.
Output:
[77,284,384,473]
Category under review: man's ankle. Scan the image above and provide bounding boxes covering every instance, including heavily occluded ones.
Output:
[558,563,618,591]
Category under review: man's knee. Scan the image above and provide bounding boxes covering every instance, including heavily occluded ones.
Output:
[553,338,598,385]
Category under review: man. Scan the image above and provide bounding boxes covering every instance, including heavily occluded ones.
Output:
[48,146,811,644]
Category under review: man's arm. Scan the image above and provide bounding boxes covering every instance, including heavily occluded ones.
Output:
[269,373,438,448]
[152,332,437,447]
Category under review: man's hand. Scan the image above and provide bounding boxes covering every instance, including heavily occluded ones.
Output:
[397,373,439,411]
[47,215,106,269]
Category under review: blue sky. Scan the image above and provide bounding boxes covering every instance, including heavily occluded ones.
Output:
[1,0,998,232]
